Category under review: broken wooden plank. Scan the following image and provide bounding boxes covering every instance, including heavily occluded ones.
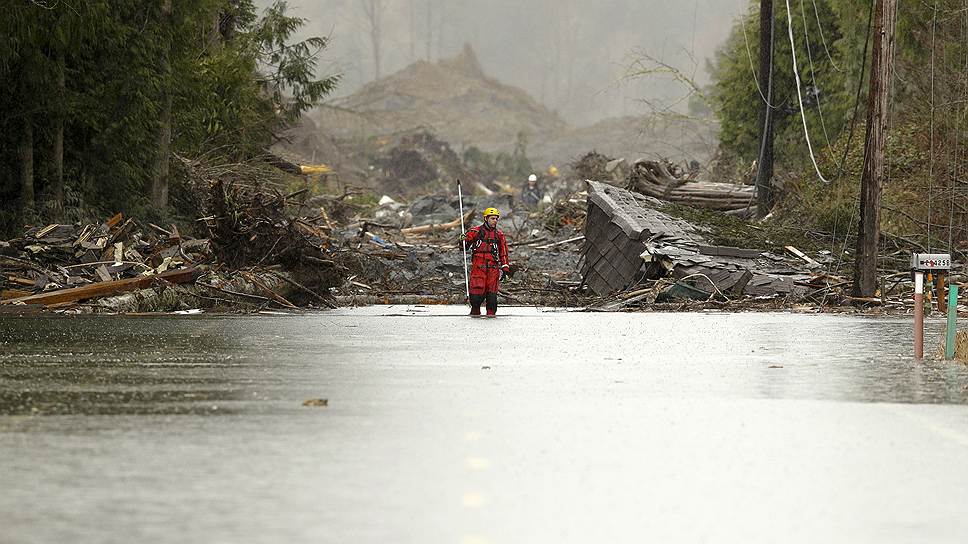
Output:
[73,224,95,247]
[784,246,822,268]
[34,224,60,239]
[0,267,199,306]
[105,212,123,229]
[534,235,585,250]
[95,265,112,283]
[6,276,36,287]
[148,223,173,237]
[509,236,549,247]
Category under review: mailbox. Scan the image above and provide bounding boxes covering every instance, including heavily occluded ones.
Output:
[911,253,951,271]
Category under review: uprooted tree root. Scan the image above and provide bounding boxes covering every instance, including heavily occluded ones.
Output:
[206,178,345,299]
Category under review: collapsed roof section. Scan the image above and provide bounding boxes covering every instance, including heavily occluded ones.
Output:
[580,181,811,299]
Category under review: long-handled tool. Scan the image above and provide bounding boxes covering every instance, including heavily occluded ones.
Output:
[457,179,470,301]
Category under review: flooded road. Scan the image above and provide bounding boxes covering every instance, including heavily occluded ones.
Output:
[2,307,968,543]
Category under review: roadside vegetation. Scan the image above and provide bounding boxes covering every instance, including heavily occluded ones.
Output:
[708,0,968,255]
[0,0,337,235]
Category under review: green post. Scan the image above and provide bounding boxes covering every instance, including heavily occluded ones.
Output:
[945,284,959,360]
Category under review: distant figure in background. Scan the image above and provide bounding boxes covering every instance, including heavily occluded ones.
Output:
[688,160,701,178]
[520,173,543,209]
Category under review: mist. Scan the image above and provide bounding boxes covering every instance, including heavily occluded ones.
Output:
[257,0,747,126]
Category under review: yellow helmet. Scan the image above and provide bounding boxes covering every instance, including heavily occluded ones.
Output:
[483,207,500,218]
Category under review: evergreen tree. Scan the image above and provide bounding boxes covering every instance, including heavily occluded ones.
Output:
[0,0,338,233]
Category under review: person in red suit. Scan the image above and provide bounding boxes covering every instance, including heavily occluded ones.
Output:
[460,207,511,317]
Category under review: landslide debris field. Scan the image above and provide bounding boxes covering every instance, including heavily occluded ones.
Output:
[0,151,937,315]
[282,45,715,193]
[0,47,941,316]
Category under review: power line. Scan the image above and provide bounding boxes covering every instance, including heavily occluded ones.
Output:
[822,0,876,305]
[799,0,832,147]
[783,0,832,183]
[834,0,876,181]
[811,0,843,72]
[740,7,780,108]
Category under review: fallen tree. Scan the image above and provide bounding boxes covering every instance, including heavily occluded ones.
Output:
[626,159,755,215]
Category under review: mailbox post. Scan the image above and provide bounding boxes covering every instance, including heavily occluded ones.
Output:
[910,253,952,360]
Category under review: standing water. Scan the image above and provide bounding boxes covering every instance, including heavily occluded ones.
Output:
[2,307,968,543]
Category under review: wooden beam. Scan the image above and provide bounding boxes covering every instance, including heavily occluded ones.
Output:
[0,267,199,307]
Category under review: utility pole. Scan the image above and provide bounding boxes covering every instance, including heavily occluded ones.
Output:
[755,0,775,217]
[853,0,897,297]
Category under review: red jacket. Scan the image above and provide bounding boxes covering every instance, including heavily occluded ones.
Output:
[464,223,509,270]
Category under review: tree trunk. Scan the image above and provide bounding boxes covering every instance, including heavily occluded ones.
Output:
[755,0,775,217]
[408,0,415,61]
[51,50,66,217]
[425,0,432,61]
[853,0,897,297]
[20,118,35,215]
[152,0,173,209]
[362,0,382,80]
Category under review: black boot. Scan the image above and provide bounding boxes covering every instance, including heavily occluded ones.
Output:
[485,293,498,317]
[470,294,484,316]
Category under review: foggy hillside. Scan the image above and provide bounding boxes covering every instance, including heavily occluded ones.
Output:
[256,0,746,126]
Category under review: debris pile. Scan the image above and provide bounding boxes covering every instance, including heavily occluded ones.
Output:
[580,180,816,306]
[375,132,469,194]
[330,201,591,307]
[572,151,613,184]
[0,213,206,308]
[0,170,600,312]
[2,171,930,314]
[536,191,588,233]
[206,178,344,294]
[0,178,354,312]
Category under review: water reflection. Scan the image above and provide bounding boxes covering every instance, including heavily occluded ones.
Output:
[1,311,967,418]
[0,316,246,415]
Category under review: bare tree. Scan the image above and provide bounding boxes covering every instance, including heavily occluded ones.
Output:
[408,0,415,61]
[425,0,432,61]
[152,0,173,209]
[20,118,35,216]
[51,50,65,217]
[360,0,385,79]
[435,0,447,60]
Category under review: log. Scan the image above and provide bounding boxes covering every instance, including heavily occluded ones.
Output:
[630,185,754,205]
[632,184,754,200]
[0,267,200,306]
[401,210,475,236]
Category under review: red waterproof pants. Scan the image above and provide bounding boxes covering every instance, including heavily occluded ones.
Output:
[469,253,501,296]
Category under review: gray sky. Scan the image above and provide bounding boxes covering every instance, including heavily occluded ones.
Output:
[261,0,747,126]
